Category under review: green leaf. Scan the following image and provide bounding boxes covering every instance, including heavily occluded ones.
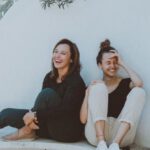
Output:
[40,0,75,9]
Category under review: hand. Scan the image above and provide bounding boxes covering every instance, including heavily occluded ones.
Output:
[28,121,39,130]
[23,111,35,126]
[110,50,125,66]
[91,80,104,85]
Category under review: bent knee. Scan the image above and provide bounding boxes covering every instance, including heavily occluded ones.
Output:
[40,88,56,95]
[0,108,12,121]
[1,108,13,115]
[88,83,108,104]
[130,87,146,97]
[90,83,107,94]
[128,87,146,104]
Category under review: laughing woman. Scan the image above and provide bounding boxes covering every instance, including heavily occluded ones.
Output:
[0,39,86,142]
[80,39,146,150]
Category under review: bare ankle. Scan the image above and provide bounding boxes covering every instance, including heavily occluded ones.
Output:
[113,140,120,145]
[97,134,105,142]
[21,126,33,134]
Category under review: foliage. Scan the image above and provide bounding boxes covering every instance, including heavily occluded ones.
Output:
[40,0,75,9]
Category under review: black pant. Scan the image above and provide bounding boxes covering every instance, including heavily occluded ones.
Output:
[0,108,28,129]
[0,88,83,142]
[0,88,61,137]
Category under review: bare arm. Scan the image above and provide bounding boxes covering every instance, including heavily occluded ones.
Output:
[111,50,143,88]
[80,88,89,124]
[121,63,143,88]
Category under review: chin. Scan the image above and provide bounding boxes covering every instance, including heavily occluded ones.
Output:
[54,64,62,69]
[107,74,116,78]
[54,66,63,70]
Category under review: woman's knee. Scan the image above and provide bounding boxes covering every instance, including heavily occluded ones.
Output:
[33,88,61,110]
[128,87,146,102]
[38,88,60,100]
[88,83,108,103]
[125,88,146,112]
[39,88,57,96]
[0,108,13,123]
[131,87,145,95]
[88,83,108,117]
[89,83,107,95]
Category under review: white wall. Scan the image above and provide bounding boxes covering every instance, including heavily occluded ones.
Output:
[0,0,150,148]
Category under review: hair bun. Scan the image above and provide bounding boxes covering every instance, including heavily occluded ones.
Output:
[100,39,110,49]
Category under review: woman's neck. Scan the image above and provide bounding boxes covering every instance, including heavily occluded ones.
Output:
[103,75,118,86]
[57,67,69,82]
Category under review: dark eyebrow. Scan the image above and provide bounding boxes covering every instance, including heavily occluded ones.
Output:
[53,49,60,52]
[53,49,68,53]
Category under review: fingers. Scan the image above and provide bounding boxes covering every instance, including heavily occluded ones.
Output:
[109,52,119,58]
[110,49,118,53]
[23,112,36,126]
[28,121,39,130]
[34,117,38,124]
[109,50,119,57]
[91,80,104,85]
[23,115,32,126]
[24,119,33,126]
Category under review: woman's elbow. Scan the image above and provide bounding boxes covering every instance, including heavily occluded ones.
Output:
[80,114,87,124]
[80,118,86,124]
[135,81,144,87]
[132,80,144,88]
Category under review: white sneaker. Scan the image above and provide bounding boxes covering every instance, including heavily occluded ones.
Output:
[109,143,120,150]
[96,140,108,150]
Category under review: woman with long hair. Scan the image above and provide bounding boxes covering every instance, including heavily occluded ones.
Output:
[0,39,86,142]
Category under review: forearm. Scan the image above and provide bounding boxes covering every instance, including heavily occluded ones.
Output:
[121,63,143,87]
[80,94,88,124]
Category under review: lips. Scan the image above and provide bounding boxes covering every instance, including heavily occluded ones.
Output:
[107,68,117,75]
[110,69,116,72]
[54,59,63,64]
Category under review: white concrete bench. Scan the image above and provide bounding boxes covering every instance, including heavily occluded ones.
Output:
[0,140,94,150]
[0,127,148,150]
[0,127,93,150]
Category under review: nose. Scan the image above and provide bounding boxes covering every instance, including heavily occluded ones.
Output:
[110,63,115,69]
[54,52,61,58]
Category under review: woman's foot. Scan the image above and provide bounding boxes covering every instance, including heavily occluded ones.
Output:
[2,126,37,141]
[96,140,108,150]
[109,143,120,150]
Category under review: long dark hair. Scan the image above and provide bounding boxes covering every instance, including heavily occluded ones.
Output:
[96,39,116,64]
[50,39,81,80]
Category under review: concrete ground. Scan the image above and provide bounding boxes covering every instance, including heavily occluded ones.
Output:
[0,127,149,150]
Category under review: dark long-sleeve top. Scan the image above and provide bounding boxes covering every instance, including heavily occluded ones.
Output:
[36,71,86,121]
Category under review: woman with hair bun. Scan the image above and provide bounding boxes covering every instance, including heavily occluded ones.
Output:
[80,39,146,150]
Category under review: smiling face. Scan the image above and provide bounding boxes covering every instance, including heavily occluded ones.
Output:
[52,43,71,73]
[99,52,119,78]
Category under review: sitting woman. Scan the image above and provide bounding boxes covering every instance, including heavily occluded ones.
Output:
[0,38,86,142]
[80,39,146,150]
